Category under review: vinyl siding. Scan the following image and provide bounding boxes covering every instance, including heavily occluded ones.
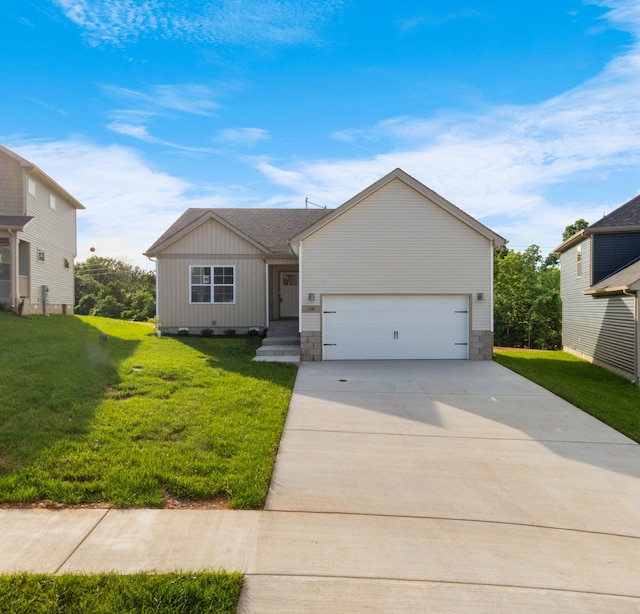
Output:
[0,154,24,216]
[157,257,265,329]
[561,239,637,376]
[156,218,266,329]
[300,179,493,332]
[22,178,77,307]
[163,219,264,255]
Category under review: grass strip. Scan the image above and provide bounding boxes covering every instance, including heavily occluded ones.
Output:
[0,314,297,508]
[494,349,640,443]
[0,572,242,614]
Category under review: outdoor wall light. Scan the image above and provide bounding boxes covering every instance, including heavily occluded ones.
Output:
[477,292,484,300]
[308,293,316,301]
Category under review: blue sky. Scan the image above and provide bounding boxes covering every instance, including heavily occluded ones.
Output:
[2,0,639,267]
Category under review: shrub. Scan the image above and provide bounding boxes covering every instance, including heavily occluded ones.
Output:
[201,328,213,337]
[224,329,236,337]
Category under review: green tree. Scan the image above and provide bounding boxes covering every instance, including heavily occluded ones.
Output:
[562,218,589,241]
[74,256,155,321]
[494,244,560,349]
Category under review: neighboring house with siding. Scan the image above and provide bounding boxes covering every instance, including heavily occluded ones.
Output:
[145,168,506,360]
[555,194,640,384]
[0,145,85,314]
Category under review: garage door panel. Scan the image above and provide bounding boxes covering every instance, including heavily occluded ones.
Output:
[323,295,469,360]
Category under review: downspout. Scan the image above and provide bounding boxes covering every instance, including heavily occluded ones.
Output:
[489,240,495,332]
[623,289,639,384]
[8,229,16,309]
[265,261,269,329]
[298,243,303,334]
[147,256,159,336]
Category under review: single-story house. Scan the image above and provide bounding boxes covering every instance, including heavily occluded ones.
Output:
[555,194,640,384]
[145,168,506,360]
[0,144,84,314]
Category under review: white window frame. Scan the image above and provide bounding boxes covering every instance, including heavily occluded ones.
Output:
[28,178,36,196]
[576,244,582,278]
[189,265,235,304]
[49,194,56,210]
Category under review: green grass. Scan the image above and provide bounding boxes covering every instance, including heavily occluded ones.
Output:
[494,349,640,443]
[0,572,243,613]
[0,313,297,508]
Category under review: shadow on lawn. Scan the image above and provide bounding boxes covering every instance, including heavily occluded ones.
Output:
[0,315,139,476]
[170,335,298,389]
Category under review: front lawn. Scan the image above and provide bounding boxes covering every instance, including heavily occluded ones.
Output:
[0,572,242,614]
[0,314,297,508]
[494,349,640,443]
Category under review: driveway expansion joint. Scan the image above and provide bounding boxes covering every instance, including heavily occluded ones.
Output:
[53,508,111,575]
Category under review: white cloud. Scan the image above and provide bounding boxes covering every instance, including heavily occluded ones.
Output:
[103,84,221,116]
[53,0,344,47]
[397,9,489,33]
[217,127,270,147]
[107,121,157,142]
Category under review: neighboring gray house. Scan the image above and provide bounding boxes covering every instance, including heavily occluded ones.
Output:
[0,145,85,314]
[555,194,640,384]
[145,168,506,360]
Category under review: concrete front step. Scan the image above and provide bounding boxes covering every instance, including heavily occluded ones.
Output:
[262,336,300,346]
[252,355,300,363]
[256,345,301,357]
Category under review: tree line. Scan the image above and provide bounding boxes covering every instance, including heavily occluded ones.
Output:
[493,219,588,349]
[74,256,155,321]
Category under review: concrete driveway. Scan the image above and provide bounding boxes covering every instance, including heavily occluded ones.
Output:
[238,360,640,612]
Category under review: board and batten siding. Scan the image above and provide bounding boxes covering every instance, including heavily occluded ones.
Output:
[22,178,77,310]
[299,179,494,333]
[561,238,637,377]
[156,218,266,331]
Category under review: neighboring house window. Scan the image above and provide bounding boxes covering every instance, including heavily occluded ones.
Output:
[576,244,582,278]
[49,194,56,210]
[190,265,235,304]
[28,178,36,196]
[64,257,70,269]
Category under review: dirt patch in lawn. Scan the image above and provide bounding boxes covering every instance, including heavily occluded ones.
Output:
[0,495,230,511]
[494,347,547,352]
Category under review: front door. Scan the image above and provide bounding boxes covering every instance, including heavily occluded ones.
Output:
[279,272,298,318]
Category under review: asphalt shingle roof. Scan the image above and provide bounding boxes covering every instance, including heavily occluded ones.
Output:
[590,193,640,228]
[586,257,640,294]
[0,215,33,229]
[146,208,333,255]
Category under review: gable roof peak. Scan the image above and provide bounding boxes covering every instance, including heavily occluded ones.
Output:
[290,168,506,248]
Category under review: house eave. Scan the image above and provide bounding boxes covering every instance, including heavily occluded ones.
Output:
[0,215,34,231]
[554,229,587,254]
[0,145,85,210]
[583,286,631,297]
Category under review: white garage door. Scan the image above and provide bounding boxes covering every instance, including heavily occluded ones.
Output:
[322,295,469,360]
